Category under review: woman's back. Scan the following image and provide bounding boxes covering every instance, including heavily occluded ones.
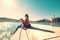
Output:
[24,18,30,25]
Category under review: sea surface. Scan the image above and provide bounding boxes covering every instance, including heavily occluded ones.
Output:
[31,22,60,27]
[0,22,60,40]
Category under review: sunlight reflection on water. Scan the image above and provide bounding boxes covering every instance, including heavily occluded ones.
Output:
[0,22,20,40]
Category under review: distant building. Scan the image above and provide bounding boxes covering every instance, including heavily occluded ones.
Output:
[51,14,55,26]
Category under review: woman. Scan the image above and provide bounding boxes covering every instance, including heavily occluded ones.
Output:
[24,14,31,29]
[12,14,31,34]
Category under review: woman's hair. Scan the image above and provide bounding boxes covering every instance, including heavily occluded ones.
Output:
[25,14,29,18]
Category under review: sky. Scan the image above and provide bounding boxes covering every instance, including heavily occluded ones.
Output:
[0,0,60,21]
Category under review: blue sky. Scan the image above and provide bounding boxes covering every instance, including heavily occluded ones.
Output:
[0,0,60,21]
[18,0,60,19]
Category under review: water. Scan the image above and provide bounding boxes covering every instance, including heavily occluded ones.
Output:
[0,22,60,40]
[31,22,60,27]
[0,22,20,40]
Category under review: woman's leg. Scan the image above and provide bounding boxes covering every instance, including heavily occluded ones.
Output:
[13,26,21,34]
